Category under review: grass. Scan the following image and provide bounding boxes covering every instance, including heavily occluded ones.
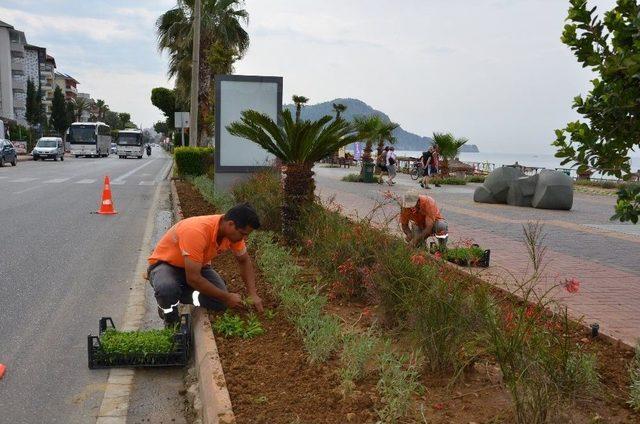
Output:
[99,327,176,357]
[629,341,640,412]
[376,343,423,422]
[443,246,486,266]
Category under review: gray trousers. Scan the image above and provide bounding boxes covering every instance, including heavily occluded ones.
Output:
[148,262,228,312]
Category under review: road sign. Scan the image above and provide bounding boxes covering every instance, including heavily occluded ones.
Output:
[174,112,190,129]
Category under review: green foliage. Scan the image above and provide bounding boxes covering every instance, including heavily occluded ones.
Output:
[189,174,234,213]
[154,121,169,135]
[352,114,399,163]
[612,183,640,224]
[340,329,378,387]
[151,87,177,129]
[431,176,467,185]
[432,132,468,160]
[341,173,363,182]
[466,175,486,183]
[443,246,485,266]
[213,311,265,339]
[376,343,423,423]
[25,79,44,127]
[174,146,214,176]
[231,169,282,231]
[100,327,176,356]
[575,179,623,189]
[173,131,189,147]
[118,113,132,128]
[50,86,68,135]
[628,341,640,412]
[104,110,122,129]
[555,0,640,222]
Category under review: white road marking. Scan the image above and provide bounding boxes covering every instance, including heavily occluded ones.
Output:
[10,177,37,183]
[111,180,126,185]
[155,160,173,183]
[75,179,96,184]
[44,178,70,184]
[139,181,155,186]
[112,159,156,183]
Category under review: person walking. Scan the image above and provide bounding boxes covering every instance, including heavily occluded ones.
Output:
[386,146,397,185]
[376,146,389,184]
[400,190,449,248]
[431,146,441,187]
[147,203,263,326]
[420,146,434,189]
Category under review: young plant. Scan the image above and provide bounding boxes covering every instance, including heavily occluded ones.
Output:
[213,312,265,339]
[243,313,266,339]
[376,342,423,422]
[628,341,640,412]
[340,329,379,389]
[100,327,176,358]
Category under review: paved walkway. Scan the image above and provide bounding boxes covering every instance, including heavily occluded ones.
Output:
[314,166,640,346]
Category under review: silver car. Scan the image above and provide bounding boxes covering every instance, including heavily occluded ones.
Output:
[33,137,64,161]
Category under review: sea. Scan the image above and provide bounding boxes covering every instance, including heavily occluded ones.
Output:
[351,149,640,180]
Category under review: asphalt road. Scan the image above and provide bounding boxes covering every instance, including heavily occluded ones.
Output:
[0,148,172,423]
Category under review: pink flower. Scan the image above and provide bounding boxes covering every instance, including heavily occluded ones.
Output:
[304,239,313,248]
[410,253,427,266]
[362,307,373,318]
[434,251,442,260]
[432,402,444,410]
[383,190,394,200]
[525,305,536,319]
[564,278,580,294]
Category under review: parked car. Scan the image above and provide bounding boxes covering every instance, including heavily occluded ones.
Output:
[32,137,64,161]
[0,139,17,167]
[110,143,117,154]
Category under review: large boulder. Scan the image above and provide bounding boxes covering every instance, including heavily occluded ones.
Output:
[474,166,525,204]
[531,170,574,210]
[473,185,498,203]
[507,174,539,207]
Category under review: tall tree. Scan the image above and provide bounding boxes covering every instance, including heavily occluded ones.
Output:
[151,87,177,129]
[104,111,122,129]
[154,121,169,134]
[118,113,132,129]
[332,103,347,120]
[95,99,109,121]
[227,109,358,243]
[292,95,309,123]
[26,79,38,126]
[353,115,383,164]
[50,87,68,135]
[156,0,250,145]
[432,132,468,175]
[375,121,399,156]
[72,97,90,121]
[554,0,640,223]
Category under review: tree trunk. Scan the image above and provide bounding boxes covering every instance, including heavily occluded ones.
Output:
[197,40,211,147]
[281,162,315,244]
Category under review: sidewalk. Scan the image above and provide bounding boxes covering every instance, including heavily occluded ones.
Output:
[314,165,640,346]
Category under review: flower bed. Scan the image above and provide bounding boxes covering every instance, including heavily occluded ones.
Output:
[176,174,639,423]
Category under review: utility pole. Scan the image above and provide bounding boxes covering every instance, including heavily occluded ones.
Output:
[188,0,201,147]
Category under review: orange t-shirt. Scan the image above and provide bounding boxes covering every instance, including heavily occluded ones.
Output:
[148,215,246,267]
[399,195,444,229]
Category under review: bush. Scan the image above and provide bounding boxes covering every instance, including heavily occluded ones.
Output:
[629,341,640,412]
[174,146,213,177]
[232,169,282,231]
[431,176,467,185]
[574,179,624,189]
[340,329,379,388]
[173,131,189,147]
[466,175,486,183]
[376,343,422,422]
[341,173,363,182]
[189,175,234,212]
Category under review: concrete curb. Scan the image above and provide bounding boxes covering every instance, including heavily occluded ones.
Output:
[171,178,236,424]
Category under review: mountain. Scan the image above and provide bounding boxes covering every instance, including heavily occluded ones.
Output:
[284,98,479,153]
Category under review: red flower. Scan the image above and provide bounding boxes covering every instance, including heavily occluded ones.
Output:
[383,190,394,200]
[434,251,442,260]
[564,278,580,294]
[304,239,313,248]
[525,305,536,319]
[432,402,444,410]
[362,307,373,318]
[410,253,427,266]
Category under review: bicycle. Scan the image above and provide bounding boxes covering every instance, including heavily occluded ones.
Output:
[409,160,423,180]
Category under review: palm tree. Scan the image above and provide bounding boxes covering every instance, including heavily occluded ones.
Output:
[353,115,381,163]
[156,0,249,145]
[292,95,309,122]
[72,97,90,122]
[432,132,468,175]
[227,109,358,242]
[95,99,109,121]
[375,120,399,156]
[332,103,347,120]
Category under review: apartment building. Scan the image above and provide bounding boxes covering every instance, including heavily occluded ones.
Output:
[54,71,79,101]
[0,19,28,125]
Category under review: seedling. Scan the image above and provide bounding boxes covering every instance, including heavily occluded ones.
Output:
[213,311,265,339]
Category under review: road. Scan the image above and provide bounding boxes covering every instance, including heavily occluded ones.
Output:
[0,149,172,423]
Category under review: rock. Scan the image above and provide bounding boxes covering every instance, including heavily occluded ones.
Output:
[481,166,526,203]
[531,169,573,210]
[507,175,539,207]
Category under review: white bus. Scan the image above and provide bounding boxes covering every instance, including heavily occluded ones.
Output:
[67,122,111,158]
[116,129,144,159]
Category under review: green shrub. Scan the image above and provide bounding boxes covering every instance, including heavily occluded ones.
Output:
[629,341,640,411]
[466,175,486,183]
[189,175,234,212]
[173,131,189,147]
[174,146,213,176]
[376,343,422,422]
[232,169,282,231]
[341,173,363,182]
[574,179,624,189]
[340,329,379,388]
[431,176,467,185]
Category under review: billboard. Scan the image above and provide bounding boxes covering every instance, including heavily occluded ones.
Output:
[214,75,283,172]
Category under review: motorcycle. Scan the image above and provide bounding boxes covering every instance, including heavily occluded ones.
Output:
[146,145,152,156]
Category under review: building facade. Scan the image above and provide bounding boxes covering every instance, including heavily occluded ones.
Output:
[41,55,56,118]
[54,71,79,101]
[0,20,29,125]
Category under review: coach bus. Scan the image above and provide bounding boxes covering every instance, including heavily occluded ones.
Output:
[67,122,111,158]
[116,129,144,159]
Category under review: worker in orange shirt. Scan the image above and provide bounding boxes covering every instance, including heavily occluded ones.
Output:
[400,190,448,248]
[147,203,262,326]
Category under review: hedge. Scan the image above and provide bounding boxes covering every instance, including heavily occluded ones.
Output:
[174,146,214,177]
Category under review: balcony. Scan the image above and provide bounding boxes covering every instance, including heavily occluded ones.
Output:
[13,97,26,108]
[11,60,25,73]
[10,41,24,54]
[12,76,24,89]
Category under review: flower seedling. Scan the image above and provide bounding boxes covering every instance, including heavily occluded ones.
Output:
[213,311,265,339]
[100,327,177,357]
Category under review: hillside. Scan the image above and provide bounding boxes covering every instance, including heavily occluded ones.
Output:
[284,98,479,153]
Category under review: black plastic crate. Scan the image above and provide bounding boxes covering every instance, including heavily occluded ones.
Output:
[88,314,192,369]
[429,242,491,268]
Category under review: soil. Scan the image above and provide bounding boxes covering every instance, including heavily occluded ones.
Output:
[176,178,639,423]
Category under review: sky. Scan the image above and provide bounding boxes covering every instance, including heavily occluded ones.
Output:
[0,0,618,153]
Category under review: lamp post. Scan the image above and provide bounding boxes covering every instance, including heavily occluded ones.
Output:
[188,0,201,147]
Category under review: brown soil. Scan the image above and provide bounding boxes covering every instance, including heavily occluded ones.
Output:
[176,178,639,423]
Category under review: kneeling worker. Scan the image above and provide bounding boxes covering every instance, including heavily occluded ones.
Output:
[400,190,449,248]
[147,203,263,325]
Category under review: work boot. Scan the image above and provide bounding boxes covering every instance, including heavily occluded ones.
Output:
[157,306,180,328]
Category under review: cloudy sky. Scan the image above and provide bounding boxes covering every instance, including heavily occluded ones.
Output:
[0,0,617,153]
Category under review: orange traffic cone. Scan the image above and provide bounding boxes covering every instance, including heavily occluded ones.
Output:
[97,175,117,215]
[0,363,6,379]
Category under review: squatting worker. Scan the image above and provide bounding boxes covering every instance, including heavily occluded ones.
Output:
[147,203,263,325]
[400,190,449,248]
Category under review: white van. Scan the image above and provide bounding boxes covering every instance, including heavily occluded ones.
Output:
[33,137,64,161]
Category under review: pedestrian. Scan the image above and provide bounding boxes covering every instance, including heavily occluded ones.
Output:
[400,190,448,248]
[147,203,263,326]
[431,146,442,187]
[420,146,433,189]
[376,146,389,184]
[386,146,397,185]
